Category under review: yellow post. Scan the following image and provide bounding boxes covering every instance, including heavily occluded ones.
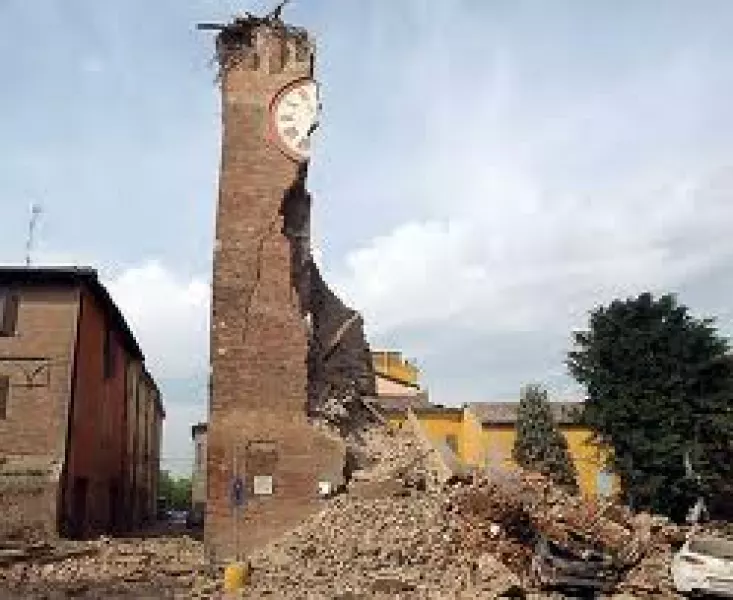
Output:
[223,561,250,593]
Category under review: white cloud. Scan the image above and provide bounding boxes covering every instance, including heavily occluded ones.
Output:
[319,18,733,404]
[105,261,210,381]
[334,165,733,345]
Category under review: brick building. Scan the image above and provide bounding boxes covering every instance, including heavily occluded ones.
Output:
[0,266,163,539]
[205,16,352,560]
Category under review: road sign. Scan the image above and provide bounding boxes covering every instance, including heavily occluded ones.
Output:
[231,477,245,508]
[253,475,273,496]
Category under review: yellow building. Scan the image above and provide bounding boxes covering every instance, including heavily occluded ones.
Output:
[194,348,618,503]
[378,400,616,499]
[371,350,422,397]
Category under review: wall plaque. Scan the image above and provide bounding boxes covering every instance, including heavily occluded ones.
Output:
[253,475,273,496]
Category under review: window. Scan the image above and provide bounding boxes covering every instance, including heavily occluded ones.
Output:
[0,289,19,337]
[445,434,458,455]
[597,469,614,498]
[195,442,202,470]
[0,376,9,419]
[103,328,115,379]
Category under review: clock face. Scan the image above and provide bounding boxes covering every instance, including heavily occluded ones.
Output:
[270,79,319,162]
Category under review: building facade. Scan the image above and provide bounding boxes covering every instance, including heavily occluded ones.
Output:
[381,402,617,499]
[366,355,615,497]
[0,267,163,539]
[372,350,423,397]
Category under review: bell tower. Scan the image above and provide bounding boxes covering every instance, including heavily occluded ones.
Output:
[203,15,345,561]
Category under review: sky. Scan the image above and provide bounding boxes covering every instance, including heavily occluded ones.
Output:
[2,1,733,474]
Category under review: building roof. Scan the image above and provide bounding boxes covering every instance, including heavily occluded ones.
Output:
[191,422,208,438]
[142,367,165,419]
[0,266,144,362]
[468,401,584,425]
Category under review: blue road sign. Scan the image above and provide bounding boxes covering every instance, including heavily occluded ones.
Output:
[231,477,245,508]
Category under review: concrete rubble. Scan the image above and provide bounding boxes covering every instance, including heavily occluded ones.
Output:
[0,421,702,598]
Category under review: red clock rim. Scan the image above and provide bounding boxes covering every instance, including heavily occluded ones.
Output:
[268,76,317,163]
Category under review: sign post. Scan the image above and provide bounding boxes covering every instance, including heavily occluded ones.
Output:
[224,445,249,595]
[230,445,246,561]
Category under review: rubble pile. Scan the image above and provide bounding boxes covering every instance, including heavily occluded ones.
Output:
[0,535,217,599]
[351,424,438,488]
[243,425,519,598]
[449,469,648,569]
[616,543,678,598]
[445,471,685,597]
[0,423,689,598]
[244,422,684,598]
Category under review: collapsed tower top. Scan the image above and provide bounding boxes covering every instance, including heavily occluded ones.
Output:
[197,0,312,77]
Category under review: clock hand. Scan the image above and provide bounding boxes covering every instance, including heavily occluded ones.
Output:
[307,120,319,137]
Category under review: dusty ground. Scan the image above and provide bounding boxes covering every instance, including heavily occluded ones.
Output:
[0,528,630,599]
[0,525,220,600]
[0,425,704,599]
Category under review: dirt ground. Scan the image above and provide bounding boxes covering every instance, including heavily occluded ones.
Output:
[0,525,220,600]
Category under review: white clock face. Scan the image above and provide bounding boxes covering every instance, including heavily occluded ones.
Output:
[271,79,319,161]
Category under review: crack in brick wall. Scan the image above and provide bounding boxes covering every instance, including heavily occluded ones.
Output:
[240,217,280,347]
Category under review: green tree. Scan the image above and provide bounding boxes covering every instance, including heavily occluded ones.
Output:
[158,470,193,511]
[512,383,579,492]
[567,292,733,520]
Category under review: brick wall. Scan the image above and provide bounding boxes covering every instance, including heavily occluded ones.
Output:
[63,289,128,537]
[0,274,161,539]
[0,286,80,537]
[206,22,345,560]
[123,360,140,530]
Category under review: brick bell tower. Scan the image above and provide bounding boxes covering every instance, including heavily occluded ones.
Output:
[203,14,345,560]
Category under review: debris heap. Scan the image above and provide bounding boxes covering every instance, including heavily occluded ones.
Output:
[0,423,687,599]
[0,535,213,599]
[244,422,685,598]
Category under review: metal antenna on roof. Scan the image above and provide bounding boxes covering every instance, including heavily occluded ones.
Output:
[25,203,42,267]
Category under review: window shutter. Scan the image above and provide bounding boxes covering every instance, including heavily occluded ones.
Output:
[0,376,9,419]
[0,292,19,336]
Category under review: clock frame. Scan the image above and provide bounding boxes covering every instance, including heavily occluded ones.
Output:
[268,77,320,162]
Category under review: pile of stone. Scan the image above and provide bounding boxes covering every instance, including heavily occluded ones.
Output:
[243,425,515,598]
[243,422,684,598]
[0,535,218,599]
[446,471,685,597]
[0,423,686,599]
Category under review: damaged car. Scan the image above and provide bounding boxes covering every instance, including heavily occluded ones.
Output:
[671,533,733,597]
[530,535,619,592]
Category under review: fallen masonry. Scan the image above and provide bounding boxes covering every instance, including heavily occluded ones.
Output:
[244,422,688,598]
[0,421,697,599]
[0,535,213,599]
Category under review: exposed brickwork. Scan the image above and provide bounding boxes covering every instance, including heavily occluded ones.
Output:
[206,22,346,560]
[308,265,376,433]
[0,286,79,537]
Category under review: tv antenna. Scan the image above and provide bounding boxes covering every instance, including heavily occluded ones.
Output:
[25,203,43,267]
